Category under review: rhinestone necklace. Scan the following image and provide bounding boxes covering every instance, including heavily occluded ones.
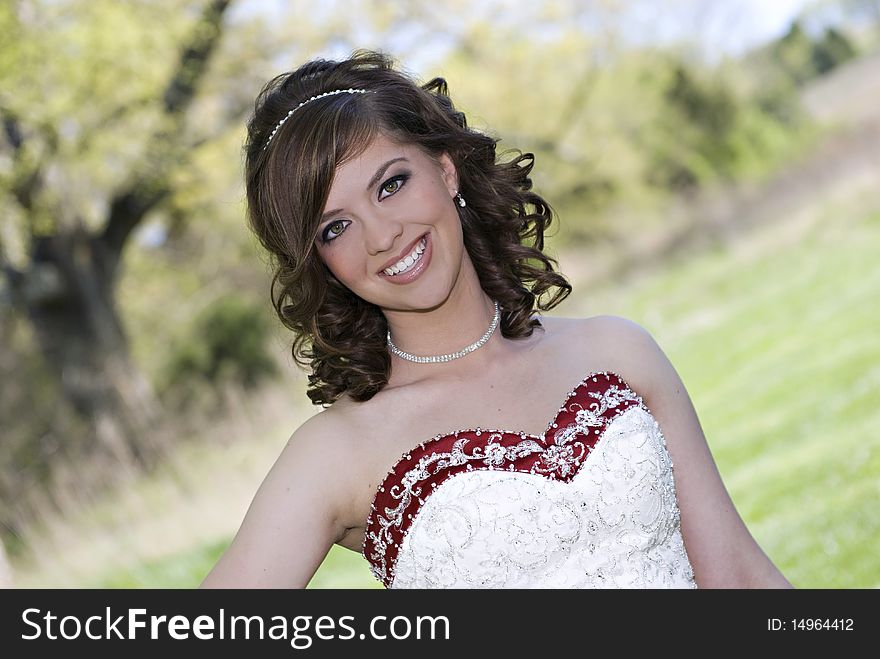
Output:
[386,299,500,363]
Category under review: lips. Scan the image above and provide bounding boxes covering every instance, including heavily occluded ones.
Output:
[378,231,432,284]
[377,232,429,275]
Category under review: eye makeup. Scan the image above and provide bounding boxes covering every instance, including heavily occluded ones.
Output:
[319,171,412,244]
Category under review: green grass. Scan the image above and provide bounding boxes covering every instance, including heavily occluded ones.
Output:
[93,541,382,589]
[574,203,880,588]
[13,198,879,589]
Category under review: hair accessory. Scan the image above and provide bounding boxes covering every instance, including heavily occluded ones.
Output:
[263,88,370,150]
[455,192,466,207]
[387,299,500,363]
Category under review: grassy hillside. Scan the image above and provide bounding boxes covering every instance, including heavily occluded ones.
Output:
[565,187,880,588]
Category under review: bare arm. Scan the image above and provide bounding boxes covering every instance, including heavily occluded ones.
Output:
[200,413,348,589]
[594,316,793,588]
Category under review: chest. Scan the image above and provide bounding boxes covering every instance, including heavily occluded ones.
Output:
[381,370,575,440]
[338,361,612,549]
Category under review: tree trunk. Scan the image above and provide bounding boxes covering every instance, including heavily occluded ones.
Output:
[22,227,161,468]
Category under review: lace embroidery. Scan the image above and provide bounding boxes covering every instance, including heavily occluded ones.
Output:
[390,407,695,588]
[362,370,695,588]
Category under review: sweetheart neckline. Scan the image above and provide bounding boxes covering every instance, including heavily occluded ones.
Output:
[359,368,635,557]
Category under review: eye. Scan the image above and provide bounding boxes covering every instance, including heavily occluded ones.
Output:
[378,173,410,200]
[320,219,349,244]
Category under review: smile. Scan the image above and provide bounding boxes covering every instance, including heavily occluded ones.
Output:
[379,232,432,284]
[383,235,427,276]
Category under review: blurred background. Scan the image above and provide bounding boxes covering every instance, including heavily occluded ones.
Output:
[1,0,878,589]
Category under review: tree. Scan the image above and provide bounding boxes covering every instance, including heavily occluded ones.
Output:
[0,0,232,468]
[772,20,818,85]
[811,27,857,74]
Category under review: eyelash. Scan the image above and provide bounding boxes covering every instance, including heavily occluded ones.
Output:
[320,172,411,244]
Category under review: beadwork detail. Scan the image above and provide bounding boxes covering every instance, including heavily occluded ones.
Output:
[361,370,697,589]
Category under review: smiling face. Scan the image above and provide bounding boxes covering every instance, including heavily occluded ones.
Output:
[313,131,467,313]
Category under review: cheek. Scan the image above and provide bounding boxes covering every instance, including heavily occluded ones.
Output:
[408,178,449,218]
[320,246,374,292]
[323,252,360,282]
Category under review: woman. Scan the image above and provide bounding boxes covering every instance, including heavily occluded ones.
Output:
[201,50,792,589]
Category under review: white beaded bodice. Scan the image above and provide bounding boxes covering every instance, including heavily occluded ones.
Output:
[362,371,697,589]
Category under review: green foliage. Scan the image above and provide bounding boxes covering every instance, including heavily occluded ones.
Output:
[643,58,807,193]
[160,295,278,403]
[443,34,810,242]
[754,76,803,126]
[769,20,859,86]
[647,63,737,191]
[0,0,193,241]
[94,538,230,588]
[811,27,858,75]
[773,21,818,85]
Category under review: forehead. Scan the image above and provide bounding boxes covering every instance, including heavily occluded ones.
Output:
[328,133,426,196]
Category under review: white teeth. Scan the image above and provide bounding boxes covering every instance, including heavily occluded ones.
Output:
[384,236,427,276]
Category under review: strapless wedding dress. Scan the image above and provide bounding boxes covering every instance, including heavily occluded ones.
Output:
[362,370,697,588]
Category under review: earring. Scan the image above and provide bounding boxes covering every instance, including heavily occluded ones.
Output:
[455,192,466,207]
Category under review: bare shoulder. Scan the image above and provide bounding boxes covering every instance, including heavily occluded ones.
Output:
[271,401,365,528]
[293,394,380,520]
[286,397,365,477]
[200,401,364,588]
[555,314,677,403]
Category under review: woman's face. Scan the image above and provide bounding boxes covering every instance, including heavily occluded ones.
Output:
[313,131,465,313]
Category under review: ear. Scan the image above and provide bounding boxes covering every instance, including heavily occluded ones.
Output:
[437,152,459,197]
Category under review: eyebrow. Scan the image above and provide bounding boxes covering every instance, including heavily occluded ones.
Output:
[319,156,410,225]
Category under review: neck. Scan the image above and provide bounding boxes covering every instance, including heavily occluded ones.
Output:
[382,267,507,384]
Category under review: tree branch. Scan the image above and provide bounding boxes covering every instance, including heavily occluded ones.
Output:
[100,0,232,264]
[1,108,43,215]
[162,0,232,115]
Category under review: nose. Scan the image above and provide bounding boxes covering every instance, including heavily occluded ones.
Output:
[362,211,404,257]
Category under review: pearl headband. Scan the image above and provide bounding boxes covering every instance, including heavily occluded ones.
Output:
[263,88,371,150]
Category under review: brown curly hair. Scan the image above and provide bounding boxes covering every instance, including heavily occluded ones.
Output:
[244,49,572,407]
